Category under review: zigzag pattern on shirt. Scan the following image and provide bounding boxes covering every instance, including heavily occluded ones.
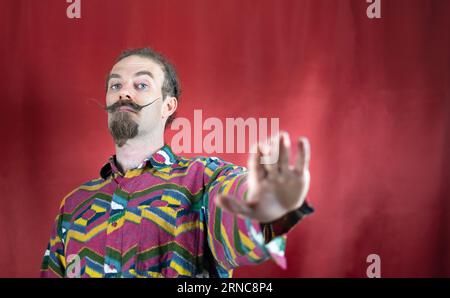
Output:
[41,144,275,278]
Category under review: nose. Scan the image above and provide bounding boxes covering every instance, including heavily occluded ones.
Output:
[119,93,132,100]
[117,80,136,101]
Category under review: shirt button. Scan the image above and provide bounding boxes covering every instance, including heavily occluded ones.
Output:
[111,222,117,227]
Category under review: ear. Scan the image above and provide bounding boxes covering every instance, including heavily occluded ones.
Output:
[161,96,178,119]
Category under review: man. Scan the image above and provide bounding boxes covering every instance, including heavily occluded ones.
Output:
[40,47,313,278]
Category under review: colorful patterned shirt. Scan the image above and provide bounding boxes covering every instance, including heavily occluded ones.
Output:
[40,144,313,278]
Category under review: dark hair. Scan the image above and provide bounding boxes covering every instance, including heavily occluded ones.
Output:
[108,47,181,126]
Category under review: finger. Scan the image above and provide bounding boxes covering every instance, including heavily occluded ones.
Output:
[248,143,266,182]
[295,137,311,173]
[216,195,253,218]
[278,131,291,173]
[262,137,279,176]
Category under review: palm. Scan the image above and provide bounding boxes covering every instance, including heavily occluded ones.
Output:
[217,132,311,223]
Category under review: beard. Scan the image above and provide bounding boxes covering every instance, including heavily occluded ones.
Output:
[108,111,139,147]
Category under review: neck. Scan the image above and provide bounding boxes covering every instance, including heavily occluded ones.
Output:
[114,133,164,173]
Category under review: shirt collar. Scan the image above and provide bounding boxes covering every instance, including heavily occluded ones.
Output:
[100,144,177,179]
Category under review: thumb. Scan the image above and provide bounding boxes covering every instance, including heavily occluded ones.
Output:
[216,194,253,217]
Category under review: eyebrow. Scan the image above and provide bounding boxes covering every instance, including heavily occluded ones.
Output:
[134,71,154,80]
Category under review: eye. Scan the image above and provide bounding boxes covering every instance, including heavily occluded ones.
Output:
[110,83,121,91]
[136,83,149,90]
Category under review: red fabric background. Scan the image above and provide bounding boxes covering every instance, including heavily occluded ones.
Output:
[0,0,449,277]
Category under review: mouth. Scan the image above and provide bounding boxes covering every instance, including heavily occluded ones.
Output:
[117,106,137,113]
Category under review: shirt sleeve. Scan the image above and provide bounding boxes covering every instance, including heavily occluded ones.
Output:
[261,201,315,242]
[202,157,312,276]
[40,201,67,278]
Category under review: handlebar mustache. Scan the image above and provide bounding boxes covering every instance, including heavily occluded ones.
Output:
[105,97,161,113]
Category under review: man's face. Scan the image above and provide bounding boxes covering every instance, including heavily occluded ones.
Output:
[106,55,166,146]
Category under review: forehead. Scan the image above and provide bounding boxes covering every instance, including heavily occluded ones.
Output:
[110,55,164,83]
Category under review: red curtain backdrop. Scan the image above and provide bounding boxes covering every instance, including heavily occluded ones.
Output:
[0,0,449,277]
